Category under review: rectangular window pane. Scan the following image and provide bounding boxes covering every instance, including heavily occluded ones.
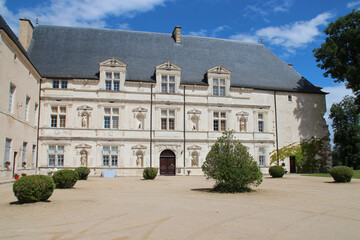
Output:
[61,81,68,89]
[213,87,218,96]
[25,97,30,121]
[259,148,265,154]
[111,147,118,154]
[169,110,175,116]
[112,108,119,115]
[259,155,265,166]
[169,118,175,130]
[22,142,27,163]
[161,110,167,116]
[161,118,167,130]
[48,155,55,166]
[104,116,110,128]
[221,112,226,118]
[213,112,219,118]
[57,155,64,166]
[57,146,64,154]
[106,72,112,79]
[103,147,110,154]
[258,113,263,120]
[220,79,225,85]
[106,81,112,90]
[59,116,66,127]
[112,116,119,129]
[220,87,225,96]
[213,79,218,85]
[161,83,168,93]
[221,120,226,131]
[111,156,118,166]
[60,107,66,113]
[53,80,59,88]
[104,108,111,115]
[113,73,120,79]
[51,107,58,113]
[258,121,264,132]
[161,76,167,82]
[4,138,11,167]
[51,115,57,127]
[103,156,109,166]
[169,84,175,93]
[169,76,175,82]
[49,146,56,154]
[113,81,120,91]
[8,85,15,113]
[214,120,219,131]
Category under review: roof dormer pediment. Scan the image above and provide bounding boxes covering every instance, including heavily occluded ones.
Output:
[155,61,181,71]
[99,58,127,68]
[207,66,231,75]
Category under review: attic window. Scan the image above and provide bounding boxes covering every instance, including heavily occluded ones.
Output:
[213,79,226,96]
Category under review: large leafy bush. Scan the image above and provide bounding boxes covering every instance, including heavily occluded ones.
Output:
[52,169,79,188]
[13,175,55,203]
[269,166,285,178]
[75,167,90,180]
[143,167,158,180]
[330,166,353,182]
[202,130,263,192]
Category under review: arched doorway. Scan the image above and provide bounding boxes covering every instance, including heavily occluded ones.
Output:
[160,150,176,175]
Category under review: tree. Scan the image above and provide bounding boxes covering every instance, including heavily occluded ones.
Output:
[313,10,360,103]
[330,95,360,169]
[202,130,262,193]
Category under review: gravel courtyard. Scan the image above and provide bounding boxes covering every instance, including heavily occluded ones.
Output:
[0,174,359,240]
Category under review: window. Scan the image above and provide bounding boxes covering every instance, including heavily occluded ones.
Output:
[105,72,120,91]
[3,138,11,167]
[31,145,36,168]
[25,97,30,121]
[288,95,292,102]
[22,142,27,164]
[104,108,119,129]
[53,80,67,89]
[258,113,264,132]
[213,79,225,96]
[103,146,118,167]
[8,84,15,113]
[161,110,175,130]
[213,111,226,131]
[259,148,266,166]
[51,106,66,128]
[48,146,64,167]
[34,104,38,125]
[161,75,175,93]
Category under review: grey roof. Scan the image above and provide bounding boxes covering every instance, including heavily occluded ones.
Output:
[28,25,323,93]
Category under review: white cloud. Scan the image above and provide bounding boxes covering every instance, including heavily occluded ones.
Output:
[0,0,168,34]
[0,0,19,33]
[229,33,259,43]
[323,84,354,145]
[244,0,294,22]
[188,25,229,38]
[347,1,360,8]
[273,0,294,12]
[188,29,207,37]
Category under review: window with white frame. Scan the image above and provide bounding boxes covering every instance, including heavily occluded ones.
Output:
[51,106,66,128]
[31,145,36,168]
[8,84,15,114]
[161,110,175,130]
[104,107,119,129]
[102,146,118,167]
[53,80,68,89]
[258,113,264,132]
[34,103,38,125]
[48,146,64,167]
[25,96,30,121]
[213,111,226,131]
[213,79,226,96]
[259,148,266,166]
[288,95,292,102]
[3,138,11,167]
[105,72,120,91]
[22,142,27,164]
[161,75,175,93]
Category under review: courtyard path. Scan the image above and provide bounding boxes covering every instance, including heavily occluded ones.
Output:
[0,175,359,240]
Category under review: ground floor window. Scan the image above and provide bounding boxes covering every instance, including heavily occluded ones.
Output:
[259,148,266,166]
[103,146,118,167]
[48,146,64,167]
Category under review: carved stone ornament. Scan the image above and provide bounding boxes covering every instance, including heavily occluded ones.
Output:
[187,108,201,115]
[155,61,182,71]
[77,105,93,111]
[75,144,92,149]
[207,65,231,74]
[132,106,148,113]
[131,144,147,150]
[187,145,202,151]
[99,58,127,67]
[236,111,249,120]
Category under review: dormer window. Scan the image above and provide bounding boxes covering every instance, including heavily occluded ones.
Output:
[99,58,127,91]
[213,79,226,96]
[207,66,231,97]
[105,72,120,91]
[155,62,181,94]
[161,75,176,93]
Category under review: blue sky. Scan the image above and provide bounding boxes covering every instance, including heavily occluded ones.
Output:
[1,0,359,142]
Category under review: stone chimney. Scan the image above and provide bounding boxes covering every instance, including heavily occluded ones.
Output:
[19,18,34,51]
[172,26,181,44]
[287,63,293,68]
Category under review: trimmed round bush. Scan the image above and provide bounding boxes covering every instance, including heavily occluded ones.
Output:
[52,169,79,188]
[13,175,55,203]
[269,166,286,178]
[143,167,158,180]
[75,167,90,180]
[330,166,353,182]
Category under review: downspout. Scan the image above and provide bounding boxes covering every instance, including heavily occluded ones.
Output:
[35,78,42,174]
[274,90,279,165]
[183,85,186,175]
[150,84,153,168]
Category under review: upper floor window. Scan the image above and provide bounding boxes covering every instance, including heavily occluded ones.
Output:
[258,113,264,132]
[51,106,66,128]
[22,142,27,164]
[8,84,15,114]
[102,146,118,167]
[214,111,226,131]
[213,79,225,96]
[104,107,119,129]
[53,80,68,89]
[105,72,120,91]
[259,148,265,166]
[161,110,175,130]
[288,95,292,102]
[25,96,30,121]
[4,138,11,167]
[161,75,175,93]
[48,145,64,167]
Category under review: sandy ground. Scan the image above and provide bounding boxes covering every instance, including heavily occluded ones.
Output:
[0,175,359,240]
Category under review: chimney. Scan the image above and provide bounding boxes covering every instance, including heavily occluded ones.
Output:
[19,18,34,51]
[172,26,181,44]
[287,63,293,68]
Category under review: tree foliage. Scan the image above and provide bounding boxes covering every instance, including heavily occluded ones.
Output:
[330,95,360,169]
[313,10,360,103]
[202,130,262,193]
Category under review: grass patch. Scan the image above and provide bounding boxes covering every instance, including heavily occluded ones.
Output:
[302,169,360,179]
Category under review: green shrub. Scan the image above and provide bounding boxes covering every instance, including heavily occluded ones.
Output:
[269,165,285,178]
[330,166,353,182]
[202,130,263,193]
[52,169,79,188]
[143,167,158,180]
[75,167,90,180]
[13,175,55,203]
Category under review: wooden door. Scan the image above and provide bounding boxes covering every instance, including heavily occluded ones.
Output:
[290,156,296,173]
[160,150,176,175]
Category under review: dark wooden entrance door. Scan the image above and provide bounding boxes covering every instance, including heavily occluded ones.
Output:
[290,156,296,173]
[160,150,176,175]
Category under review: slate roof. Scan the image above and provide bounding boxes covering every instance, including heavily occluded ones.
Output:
[28,25,323,93]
